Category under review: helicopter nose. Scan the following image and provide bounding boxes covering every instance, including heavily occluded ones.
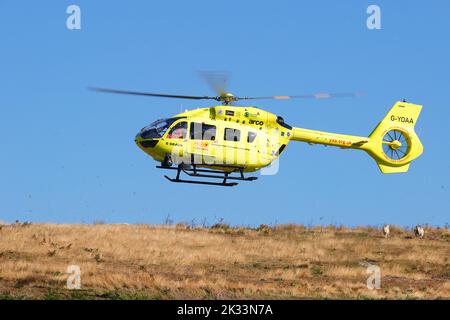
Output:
[135,132,142,141]
[135,133,159,148]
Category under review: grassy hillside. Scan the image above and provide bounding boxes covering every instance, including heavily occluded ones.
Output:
[0,223,448,299]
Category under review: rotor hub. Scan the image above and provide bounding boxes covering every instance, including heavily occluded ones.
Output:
[389,140,402,150]
[218,92,237,105]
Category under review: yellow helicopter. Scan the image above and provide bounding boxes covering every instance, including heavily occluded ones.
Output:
[91,77,423,187]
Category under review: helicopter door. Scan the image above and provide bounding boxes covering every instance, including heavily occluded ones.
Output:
[254,128,273,168]
[246,130,259,167]
[187,122,217,164]
[164,120,188,161]
[222,127,244,165]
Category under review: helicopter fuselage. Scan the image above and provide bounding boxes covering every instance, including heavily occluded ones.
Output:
[135,106,292,172]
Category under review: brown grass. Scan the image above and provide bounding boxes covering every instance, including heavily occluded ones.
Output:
[0,223,449,299]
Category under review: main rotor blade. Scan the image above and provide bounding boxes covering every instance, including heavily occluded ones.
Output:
[236,92,364,101]
[89,87,218,101]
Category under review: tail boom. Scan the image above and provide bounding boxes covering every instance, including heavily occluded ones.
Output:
[290,127,369,149]
[290,101,424,173]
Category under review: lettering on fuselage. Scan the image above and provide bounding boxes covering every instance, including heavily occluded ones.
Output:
[390,115,414,124]
[249,119,264,126]
[194,141,209,151]
[329,138,352,146]
[166,141,183,147]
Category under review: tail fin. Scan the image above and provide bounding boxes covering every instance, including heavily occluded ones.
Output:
[366,101,423,173]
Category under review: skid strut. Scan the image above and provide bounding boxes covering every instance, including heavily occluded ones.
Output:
[156,163,257,187]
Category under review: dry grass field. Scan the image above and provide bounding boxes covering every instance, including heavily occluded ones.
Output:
[0,222,449,300]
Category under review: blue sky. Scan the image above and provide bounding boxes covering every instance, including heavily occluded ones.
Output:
[0,1,449,227]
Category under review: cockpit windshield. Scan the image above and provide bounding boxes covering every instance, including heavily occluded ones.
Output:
[139,117,184,139]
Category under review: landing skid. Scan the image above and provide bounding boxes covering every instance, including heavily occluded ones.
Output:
[156,163,257,187]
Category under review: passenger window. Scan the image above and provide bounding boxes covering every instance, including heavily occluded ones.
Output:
[190,122,216,141]
[247,131,257,143]
[166,121,187,139]
[224,128,240,142]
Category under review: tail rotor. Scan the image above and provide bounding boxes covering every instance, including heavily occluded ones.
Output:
[382,129,411,161]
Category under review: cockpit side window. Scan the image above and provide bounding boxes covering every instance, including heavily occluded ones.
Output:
[140,117,185,139]
[166,121,187,139]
